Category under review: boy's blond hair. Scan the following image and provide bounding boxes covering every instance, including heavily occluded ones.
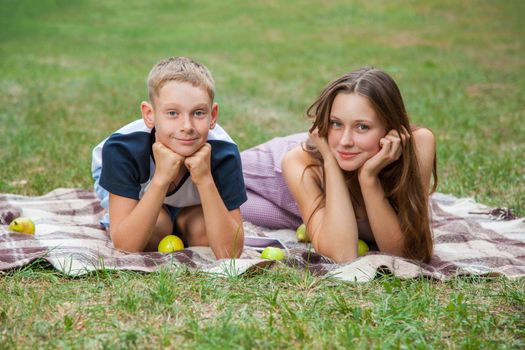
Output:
[147,56,215,104]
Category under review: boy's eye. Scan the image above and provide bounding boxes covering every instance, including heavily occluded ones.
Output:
[168,111,178,117]
[329,119,343,129]
[194,110,206,118]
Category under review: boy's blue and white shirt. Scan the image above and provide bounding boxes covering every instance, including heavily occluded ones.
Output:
[91,119,247,226]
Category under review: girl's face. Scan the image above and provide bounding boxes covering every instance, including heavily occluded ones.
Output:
[327,93,387,171]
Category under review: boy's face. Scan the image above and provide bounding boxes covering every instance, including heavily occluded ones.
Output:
[142,81,217,157]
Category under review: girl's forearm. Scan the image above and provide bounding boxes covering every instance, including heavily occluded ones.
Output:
[359,176,404,255]
[313,159,359,262]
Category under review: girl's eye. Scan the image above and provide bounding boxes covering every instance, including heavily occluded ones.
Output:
[330,120,343,129]
[357,124,370,131]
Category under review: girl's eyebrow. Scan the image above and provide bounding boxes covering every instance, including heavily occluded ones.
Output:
[329,115,374,123]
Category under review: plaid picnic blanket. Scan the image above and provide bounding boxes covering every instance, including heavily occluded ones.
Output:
[1,188,524,282]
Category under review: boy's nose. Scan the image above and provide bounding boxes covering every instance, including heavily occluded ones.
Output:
[180,114,194,133]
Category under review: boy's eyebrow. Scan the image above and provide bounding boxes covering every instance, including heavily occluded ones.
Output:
[191,103,210,109]
[162,102,210,109]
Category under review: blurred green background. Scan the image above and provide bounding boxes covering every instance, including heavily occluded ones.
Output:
[1,0,523,214]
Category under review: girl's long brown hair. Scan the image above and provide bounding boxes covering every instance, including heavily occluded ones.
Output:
[305,67,437,262]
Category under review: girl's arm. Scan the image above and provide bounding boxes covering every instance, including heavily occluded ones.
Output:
[358,128,436,256]
[282,138,359,263]
[413,128,436,194]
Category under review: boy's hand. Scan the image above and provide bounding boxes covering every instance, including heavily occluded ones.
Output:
[152,142,186,185]
[358,128,409,180]
[185,143,213,186]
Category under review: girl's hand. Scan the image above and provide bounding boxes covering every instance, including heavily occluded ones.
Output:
[359,128,410,180]
[184,143,213,186]
[309,128,335,162]
[152,142,186,185]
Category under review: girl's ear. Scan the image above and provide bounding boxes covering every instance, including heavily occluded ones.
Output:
[141,101,155,128]
[209,102,219,129]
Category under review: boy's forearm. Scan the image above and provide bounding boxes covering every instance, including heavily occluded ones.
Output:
[195,178,244,259]
[111,180,169,252]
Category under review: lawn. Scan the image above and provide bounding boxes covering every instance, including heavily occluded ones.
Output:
[1,0,524,348]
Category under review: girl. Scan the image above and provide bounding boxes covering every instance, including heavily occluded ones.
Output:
[241,67,437,263]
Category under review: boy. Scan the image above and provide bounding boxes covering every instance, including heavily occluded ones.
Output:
[91,57,246,259]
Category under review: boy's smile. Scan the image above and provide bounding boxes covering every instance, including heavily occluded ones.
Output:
[142,81,218,157]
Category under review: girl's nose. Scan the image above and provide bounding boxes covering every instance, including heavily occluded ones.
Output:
[339,129,354,146]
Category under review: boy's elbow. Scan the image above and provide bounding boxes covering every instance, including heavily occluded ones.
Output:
[113,242,141,253]
[110,230,142,253]
[214,246,244,259]
[214,228,245,259]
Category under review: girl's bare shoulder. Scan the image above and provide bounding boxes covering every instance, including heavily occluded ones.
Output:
[282,145,322,180]
[411,127,436,152]
[282,145,319,168]
[412,127,435,143]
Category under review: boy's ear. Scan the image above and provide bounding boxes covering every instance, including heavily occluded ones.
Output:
[209,103,218,129]
[141,101,155,128]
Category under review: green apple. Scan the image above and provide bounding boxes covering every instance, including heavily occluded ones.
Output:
[8,217,35,235]
[357,239,369,257]
[260,247,285,261]
[296,223,310,242]
[158,235,184,253]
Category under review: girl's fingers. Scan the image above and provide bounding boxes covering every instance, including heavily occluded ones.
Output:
[386,127,411,146]
[379,138,392,150]
[384,135,402,160]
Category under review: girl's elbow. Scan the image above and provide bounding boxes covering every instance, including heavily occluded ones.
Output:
[331,252,358,264]
[314,240,357,263]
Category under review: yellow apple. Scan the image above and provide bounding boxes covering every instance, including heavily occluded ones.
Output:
[8,217,35,235]
[296,223,310,242]
[158,235,184,253]
[260,247,285,261]
[358,239,369,257]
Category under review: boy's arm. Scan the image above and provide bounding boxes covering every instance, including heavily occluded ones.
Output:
[109,142,185,252]
[109,182,171,251]
[184,143,244,259]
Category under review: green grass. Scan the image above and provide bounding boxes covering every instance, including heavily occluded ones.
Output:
[1,0,524,348]
[1,263,524,349]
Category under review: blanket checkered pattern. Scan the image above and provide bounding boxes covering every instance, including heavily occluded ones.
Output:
[1,189,524,282]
